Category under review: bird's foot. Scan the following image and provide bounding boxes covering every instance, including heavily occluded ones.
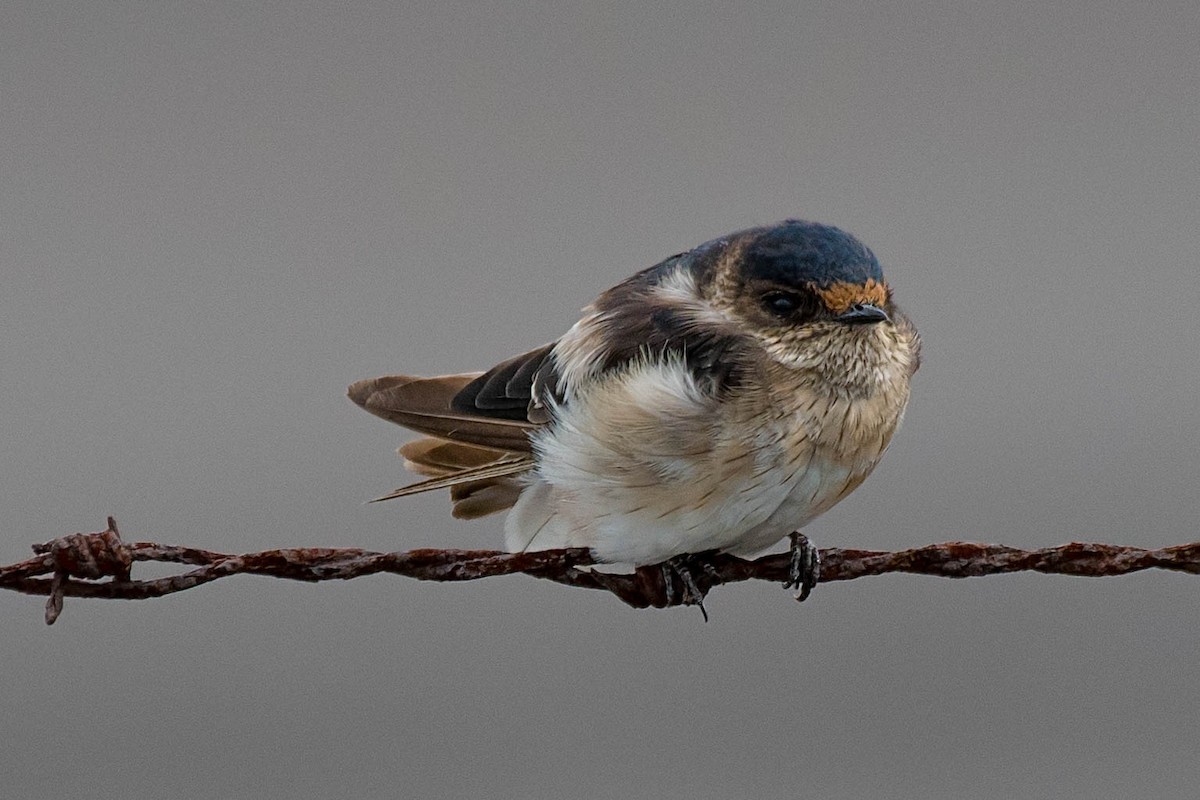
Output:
[783,531,821,601]
[661,554,717,621]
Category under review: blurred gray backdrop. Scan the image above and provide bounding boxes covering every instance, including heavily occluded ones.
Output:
[3,1,1199,798]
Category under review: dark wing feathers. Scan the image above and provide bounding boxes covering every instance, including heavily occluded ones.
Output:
[349,251,755,509]
[646,305,750,394]
[585,277,754,397]
[451,342,555,419]
[347,374,536,452]
[350,251,752,455]
[446,256,751,429]
[347,373,536,511]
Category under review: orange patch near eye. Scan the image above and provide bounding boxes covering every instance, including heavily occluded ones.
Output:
[813,279,888,313]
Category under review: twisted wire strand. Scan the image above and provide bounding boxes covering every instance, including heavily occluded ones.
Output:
[4,518,1198,624]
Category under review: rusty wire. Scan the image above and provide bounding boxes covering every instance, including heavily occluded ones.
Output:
[4,517,1199,624]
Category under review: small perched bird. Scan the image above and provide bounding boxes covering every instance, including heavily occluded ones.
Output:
[349,220,920,603]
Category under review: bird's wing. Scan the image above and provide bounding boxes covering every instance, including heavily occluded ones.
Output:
[348,361,548,512]
[452,255,760,429]
[449,342,559,424]
[348,253,757,510]
[347,372,539,452]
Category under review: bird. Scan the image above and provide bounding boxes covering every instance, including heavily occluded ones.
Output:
[348,219,920,608]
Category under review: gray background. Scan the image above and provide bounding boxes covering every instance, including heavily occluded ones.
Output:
[3,1,1199,798]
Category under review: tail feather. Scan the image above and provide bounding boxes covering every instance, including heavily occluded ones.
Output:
[399,438,513,475]
[350,373,542,518]
[370,457,533,503]
[449,482,524,520]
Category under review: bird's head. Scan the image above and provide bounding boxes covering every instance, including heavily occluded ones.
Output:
[684,220,920,389]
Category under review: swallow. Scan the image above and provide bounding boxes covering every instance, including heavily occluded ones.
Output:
[349,220,920,607]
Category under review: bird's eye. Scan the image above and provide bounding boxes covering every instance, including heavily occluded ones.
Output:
[761,291,805,317]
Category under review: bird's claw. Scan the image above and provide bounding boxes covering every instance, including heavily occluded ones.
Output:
[784,531,821,601]
[662,555,711,621]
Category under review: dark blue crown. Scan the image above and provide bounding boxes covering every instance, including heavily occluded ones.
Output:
[738,220,883,287]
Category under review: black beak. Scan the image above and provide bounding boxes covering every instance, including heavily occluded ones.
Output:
[836,303,890,325]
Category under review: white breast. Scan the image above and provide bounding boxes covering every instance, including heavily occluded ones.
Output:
[503,356,899,565]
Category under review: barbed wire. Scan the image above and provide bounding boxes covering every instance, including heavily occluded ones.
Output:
[4,517,1199,624]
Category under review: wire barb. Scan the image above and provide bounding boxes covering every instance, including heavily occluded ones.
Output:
[3,517,1200,624]
[26,517,133,624]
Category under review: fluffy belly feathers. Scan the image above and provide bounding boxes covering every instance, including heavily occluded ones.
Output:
[504,359,899,564]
